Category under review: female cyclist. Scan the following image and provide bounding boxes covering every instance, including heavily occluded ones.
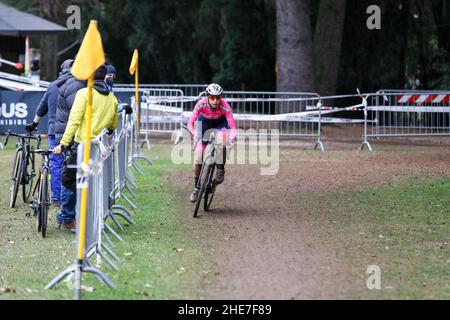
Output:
[187,83,237,203]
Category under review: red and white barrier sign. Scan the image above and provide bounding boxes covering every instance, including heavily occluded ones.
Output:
[397,95,450,104]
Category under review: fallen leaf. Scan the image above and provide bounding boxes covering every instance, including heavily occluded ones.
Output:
[173,248,184,252]
[176,267,186,274]
[81,285,95,292]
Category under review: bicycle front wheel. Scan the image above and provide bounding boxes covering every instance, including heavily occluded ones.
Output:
[22,151,35,203]
[10,149,24,208]
[193,164,211,218]
[38,168,49,238]
[204,166,216,212]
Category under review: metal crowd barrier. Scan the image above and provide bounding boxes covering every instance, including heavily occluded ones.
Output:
[360,90,450,150]
[45,106,151,299]
[140,89,185,144]
[116,83,207,98]
[141,90,328,148]
[370,90,450,137]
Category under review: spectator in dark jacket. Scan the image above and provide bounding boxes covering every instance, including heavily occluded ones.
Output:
[54,66,87,145]
[105,63,116,92]
[25,59,74,206]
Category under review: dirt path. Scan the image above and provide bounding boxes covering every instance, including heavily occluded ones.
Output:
[168,126,450,299]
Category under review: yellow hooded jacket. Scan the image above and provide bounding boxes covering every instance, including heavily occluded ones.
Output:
[60,83,118,147]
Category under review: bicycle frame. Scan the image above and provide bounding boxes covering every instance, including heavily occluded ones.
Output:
[5,130,41,207]
[29,149,52,237]
[193,133,235,217]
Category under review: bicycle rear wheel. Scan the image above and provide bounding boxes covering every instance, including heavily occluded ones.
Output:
[10,149,23,208]
[38,168,49,238]
[204,166,216,212]
[193,164,211,218]
[22,151,35,203]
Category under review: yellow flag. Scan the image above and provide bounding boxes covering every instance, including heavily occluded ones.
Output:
[129,49,138,75]
[72,20,105,80]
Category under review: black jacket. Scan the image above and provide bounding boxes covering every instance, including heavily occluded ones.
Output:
[54,73,86,144]
[35,81,59,135]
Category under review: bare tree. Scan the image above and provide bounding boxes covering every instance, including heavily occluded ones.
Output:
[39,0,68,81]
[313,0,347,96]
[276,0,314,93]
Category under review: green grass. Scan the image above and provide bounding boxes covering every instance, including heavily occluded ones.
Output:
[0,142,212,300]
[299,177,450,299]
[1,140,449,299]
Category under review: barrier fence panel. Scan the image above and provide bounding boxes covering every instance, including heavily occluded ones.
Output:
[75,140,101,257]
[141,89,322,141]
[45,105,148,299]
[367,90,450,138]
[141,89,185,142]
[219,92,319,137]
[115,83,207,98]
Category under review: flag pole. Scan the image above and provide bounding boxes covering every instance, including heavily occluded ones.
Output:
[134,50,140,142]
[45,20,115,299]
[75,73,94,299]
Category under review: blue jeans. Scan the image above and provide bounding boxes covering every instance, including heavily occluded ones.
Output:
[48,135,63,201]
[56,184,76,224]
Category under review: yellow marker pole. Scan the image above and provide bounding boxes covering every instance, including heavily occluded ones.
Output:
[77,74,94,262]
[135,52,140,142]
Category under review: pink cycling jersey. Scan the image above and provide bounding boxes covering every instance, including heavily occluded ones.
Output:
[188,98,237,140]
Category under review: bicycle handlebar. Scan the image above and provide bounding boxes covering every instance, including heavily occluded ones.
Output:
[4,130,41,146]
[30,149,53,156]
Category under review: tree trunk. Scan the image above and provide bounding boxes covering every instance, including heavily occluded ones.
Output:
[39,35,58,81]
[276,0,314,94]
[39,0,66,81]
[431,0,450,53]
[313,0,347,96]
[398,0,410,88]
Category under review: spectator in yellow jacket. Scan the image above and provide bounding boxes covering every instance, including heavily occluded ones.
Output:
[53,65,118,232]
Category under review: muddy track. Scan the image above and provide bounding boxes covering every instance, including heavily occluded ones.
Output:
[167,127,450,299]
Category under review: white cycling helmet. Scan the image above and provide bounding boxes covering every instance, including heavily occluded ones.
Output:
[205,83,223,96]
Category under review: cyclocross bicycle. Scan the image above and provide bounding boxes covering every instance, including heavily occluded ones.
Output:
[29,149,52,238]
[192,134,234,218]
[4,130,41,208]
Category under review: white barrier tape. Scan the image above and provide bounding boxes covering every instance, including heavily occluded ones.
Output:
[145,95,319,104]
[143,103,183,113]
[140,116,370,124]
[142,102,364,120]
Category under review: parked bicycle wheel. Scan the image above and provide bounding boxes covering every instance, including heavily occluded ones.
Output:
[193,164,211,218]
[22,150,35,203]
[204,166,216,212]
[39,167,49,237]
[10,149,23,208]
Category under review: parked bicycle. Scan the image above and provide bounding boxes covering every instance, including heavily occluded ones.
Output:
[28,149,53,238]
[192,133,234,218]
[4,130,41,208]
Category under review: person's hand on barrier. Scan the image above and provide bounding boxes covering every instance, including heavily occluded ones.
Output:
[124,104,133,114]
[25,121,38,132]
[53,144,65,155]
